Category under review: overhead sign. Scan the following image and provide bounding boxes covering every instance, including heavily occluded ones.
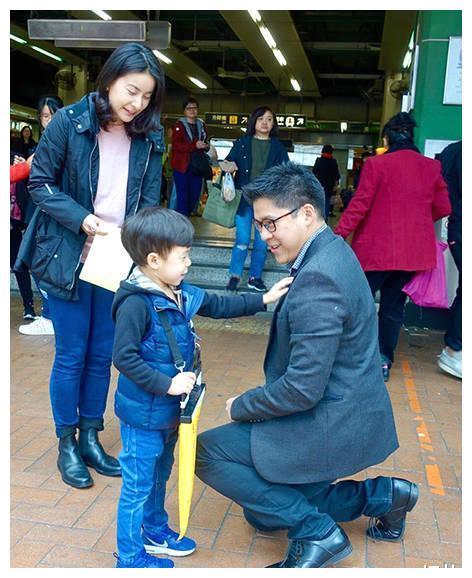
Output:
[205,113,306,129]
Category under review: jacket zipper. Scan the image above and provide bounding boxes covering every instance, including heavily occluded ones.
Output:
[69,135,98,293]
[135,142,152,214]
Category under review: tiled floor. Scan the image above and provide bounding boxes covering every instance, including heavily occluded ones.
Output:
[10,295,462,568]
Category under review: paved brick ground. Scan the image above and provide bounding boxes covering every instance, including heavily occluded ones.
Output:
[10,296,462,568]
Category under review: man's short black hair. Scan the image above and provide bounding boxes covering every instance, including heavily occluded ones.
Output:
[121,207,194,266]
[242,161,326,219]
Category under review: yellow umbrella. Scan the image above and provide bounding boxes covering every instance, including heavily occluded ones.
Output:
[178,351,206,540]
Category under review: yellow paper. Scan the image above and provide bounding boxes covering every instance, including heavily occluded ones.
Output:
[79,227,133,293]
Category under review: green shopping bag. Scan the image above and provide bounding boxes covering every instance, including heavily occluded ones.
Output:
[202,174,242,228]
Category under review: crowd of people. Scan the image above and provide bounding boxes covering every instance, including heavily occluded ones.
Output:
[10,41,461,568]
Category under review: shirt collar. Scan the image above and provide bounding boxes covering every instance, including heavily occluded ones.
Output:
[288,223,328,275]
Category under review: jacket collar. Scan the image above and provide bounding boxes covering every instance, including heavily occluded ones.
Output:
[293,226,335,276]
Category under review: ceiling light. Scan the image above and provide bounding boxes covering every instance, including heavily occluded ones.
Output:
[290,78,301,91]
[403,51,412,69]
[188,76,207,90]
[153,50,172,65]
[408,31,415,51]
[274,49,287,66]
[248,10,261,22]
[31,45,63,62]
[260,26,276,49]
[10,34,27,45]
[91,10,112,20]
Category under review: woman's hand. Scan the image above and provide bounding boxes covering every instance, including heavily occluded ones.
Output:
[168,372,197,396]
[219,160,238,173]
[81,214,106,236]
[262,277,294,305]
[13,155,25,165]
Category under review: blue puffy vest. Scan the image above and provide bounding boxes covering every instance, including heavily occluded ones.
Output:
[114,283,205,430]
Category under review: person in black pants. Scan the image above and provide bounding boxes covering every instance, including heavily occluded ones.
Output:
[437,140,462,379]
[312,144,340,219]
[196,163,418,569]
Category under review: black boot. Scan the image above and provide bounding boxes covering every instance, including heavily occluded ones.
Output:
[266,526,352,568]
[367,478,419,541]
[78,427,121,477]
[57,434,94,489]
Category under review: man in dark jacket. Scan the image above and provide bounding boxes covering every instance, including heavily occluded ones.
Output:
[312,144,340,219]
[438,140,462,378]
[196,162,418,568]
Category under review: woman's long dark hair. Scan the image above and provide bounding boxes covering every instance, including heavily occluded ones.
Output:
[382,112,419,153]
[246,106,279,138]
[95,42,165,137]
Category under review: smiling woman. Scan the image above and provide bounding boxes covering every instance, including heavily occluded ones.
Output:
[14,42,166,496]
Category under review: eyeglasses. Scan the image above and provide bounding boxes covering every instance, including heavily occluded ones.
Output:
[254,207,299,233]
[185,106,198,110]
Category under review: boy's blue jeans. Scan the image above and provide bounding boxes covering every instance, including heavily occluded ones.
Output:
[117,422,178,564]
[229,198,268,279]
[48,278,115,438]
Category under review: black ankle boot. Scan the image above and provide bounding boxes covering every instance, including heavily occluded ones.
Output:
[78,428,121,477]
[57,434,93,489]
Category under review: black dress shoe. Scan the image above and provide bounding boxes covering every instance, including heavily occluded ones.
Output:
[78,428,121,477]
[266,526,352,568]
[367,478,419,541]
[57,434,94,489]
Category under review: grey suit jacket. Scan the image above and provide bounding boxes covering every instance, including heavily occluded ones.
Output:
[231,227,399,484]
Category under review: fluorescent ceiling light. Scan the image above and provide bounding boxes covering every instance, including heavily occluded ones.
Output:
[402,51,412,69]
[274,49,287,66]
[91,10,112,20]
[260,26,276,49]
[290,78,301,91]
[31,45,63,62]
[248,10,261,22]
[153,50,172,65]
[188,76,207,89]
[408,31,415,51]
[10,34,27,44]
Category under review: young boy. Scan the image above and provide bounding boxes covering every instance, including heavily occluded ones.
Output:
[112,207,292,568]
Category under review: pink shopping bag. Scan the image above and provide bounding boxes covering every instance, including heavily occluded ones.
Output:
[402,240,449,308]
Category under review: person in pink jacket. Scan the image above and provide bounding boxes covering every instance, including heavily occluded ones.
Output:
[335,112,451,381]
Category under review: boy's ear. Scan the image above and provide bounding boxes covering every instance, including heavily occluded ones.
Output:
[147,252,161,269]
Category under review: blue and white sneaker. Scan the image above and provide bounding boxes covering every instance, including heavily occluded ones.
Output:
[143,526,196,557]
[114,550,174,568]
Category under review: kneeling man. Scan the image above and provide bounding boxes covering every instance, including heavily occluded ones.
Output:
[196,162,418,568]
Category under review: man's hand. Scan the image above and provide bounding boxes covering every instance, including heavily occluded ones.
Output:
[226,396,238,421]
[263,277,294,305]
[196,140,209,150]
[168,372,197,396]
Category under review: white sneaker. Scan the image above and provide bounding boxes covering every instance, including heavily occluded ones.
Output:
[437,348,462,379]
[19,316,55,336]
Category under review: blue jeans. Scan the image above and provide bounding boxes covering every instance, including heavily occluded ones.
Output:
[229,198,268,279]
[117,422,178,564]
[47,278,115,438]
[173,169,202,216]
[197,422,392,540]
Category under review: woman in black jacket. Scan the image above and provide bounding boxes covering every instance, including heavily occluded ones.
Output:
[220,106,289,292]
[16,43,165,489]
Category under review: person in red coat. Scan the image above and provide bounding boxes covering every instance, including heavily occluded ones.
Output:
[335,112,451,381]
[171,97,209,216]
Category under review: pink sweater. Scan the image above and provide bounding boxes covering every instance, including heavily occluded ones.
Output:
[81,124,131,261]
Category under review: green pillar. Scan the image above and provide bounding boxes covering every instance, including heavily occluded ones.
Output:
[412,11,462,151]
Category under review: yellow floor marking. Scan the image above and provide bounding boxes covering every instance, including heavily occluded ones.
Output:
[401,359,446,496]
